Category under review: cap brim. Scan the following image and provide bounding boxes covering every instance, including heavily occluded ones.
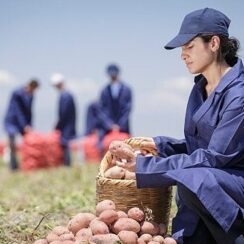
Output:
[164,33,197,50]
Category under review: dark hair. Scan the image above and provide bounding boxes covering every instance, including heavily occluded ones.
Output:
[199,34,240,66]
[28,79,40,88]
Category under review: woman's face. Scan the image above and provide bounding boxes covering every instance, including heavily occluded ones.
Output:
[181,37,217,74]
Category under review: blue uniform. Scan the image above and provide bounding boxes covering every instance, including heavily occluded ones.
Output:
[136,59,244,243]
[4,87,33,135]
[100,81,132,134]
[56,90,76,146]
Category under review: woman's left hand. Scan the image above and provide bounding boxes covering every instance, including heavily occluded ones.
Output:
[116,159,136,172]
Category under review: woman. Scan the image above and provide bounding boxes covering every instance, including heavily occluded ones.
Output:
[117,8,244,244]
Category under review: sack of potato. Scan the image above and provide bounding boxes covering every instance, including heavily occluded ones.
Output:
[34,199,176,244]
[96,137,172,227]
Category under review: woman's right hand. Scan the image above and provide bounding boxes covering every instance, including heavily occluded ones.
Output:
[139,137,157,154]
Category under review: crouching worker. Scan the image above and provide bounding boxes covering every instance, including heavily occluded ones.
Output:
[116,8,244,244]
[51,73,76,166]
[4,79,40,170]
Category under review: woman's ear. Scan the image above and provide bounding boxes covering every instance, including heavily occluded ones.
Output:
[210,35,220,53]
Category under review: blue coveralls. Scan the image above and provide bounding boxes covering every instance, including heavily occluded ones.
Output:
[56,90,76,166]
[99,81,132,139]
[136,59,244,244]
[4,87,33,169]
[85,82,132,150]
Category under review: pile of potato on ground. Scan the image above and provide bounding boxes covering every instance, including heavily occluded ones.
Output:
[34,199,176,244]
[105,141,154,180]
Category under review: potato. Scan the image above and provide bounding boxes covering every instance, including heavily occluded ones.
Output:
[112,217,141,234]
[75,228,93,241]
[117,210,128,218]
[125,170,136,179]
[109,141,135,161]
[49,241,62,244]
[68,212,96,234]
[89,234,120,243]
[137,238,147,244]
[46,233,60,242]
[59,233,75,241]
[96,199,116,216]
[89,219,109,235]
[33,240,48,244]
[52,226,70,236]
[140,221,160,236]
[99,209,118,225]
[118,230,138,244]
[164,237,177,244]
[62,241,76,244]
[159,223,166,236]
[104,166,125,179]
[139,233,153,242]
[148,241,160,244]
[153,235,165,243]
[127,207,144,222]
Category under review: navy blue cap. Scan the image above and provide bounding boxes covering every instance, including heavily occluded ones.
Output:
[164,8,231,50]
[107,64,120,75]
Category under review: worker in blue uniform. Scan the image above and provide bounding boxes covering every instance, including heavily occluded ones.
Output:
[117,8,244,244]
[98,64,132,148]
[4,79,40,170]
[51,73,76,166]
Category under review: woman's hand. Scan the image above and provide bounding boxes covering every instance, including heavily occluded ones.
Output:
[140,137,157,153]
[116,159,136,172]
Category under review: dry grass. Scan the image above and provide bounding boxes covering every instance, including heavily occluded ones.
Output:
[0,159,177,244]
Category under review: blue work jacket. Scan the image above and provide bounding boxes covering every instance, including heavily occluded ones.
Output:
[56,90,76,145]
[100,81,132,134]
[136,59,244,242]
[4,87,33,135]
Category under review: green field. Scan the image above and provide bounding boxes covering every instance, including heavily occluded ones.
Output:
[0,160,176,244]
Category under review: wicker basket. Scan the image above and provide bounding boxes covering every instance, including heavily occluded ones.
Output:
[96,137,173,227]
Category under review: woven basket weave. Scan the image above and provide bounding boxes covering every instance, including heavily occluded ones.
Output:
[96,137,173,226]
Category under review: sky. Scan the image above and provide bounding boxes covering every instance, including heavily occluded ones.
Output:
[0,0,244,140]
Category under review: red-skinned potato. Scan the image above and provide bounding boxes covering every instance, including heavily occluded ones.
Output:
[117,210,128,218]
[33,240,48,244]
[49,241,62,244]
[164,237,177,244]
[75,228,93,241]
[96,200,116,216]
[62,241,75,244]
[59,233,75,241]
[137,238,147,244]
[148,241,160,244]
[139,233,153,242]
[118,230,138,244]
[140,221,160,236]
[128,207,145,222]
[109,141,135,161]
[52,226,70,236]
[46,233,60,242]
[89,219,109,235]
[68,212,96,234]
[89,233,120,243]
[153,235,165,243]
[99,209,118,225]
[125,170,136,179]
[104,165,125,179]
[112,217,141,234]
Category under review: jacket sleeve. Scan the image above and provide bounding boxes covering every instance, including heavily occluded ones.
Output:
[117,88,132,130]
[136,104,244,183]
[153,136,187,157]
